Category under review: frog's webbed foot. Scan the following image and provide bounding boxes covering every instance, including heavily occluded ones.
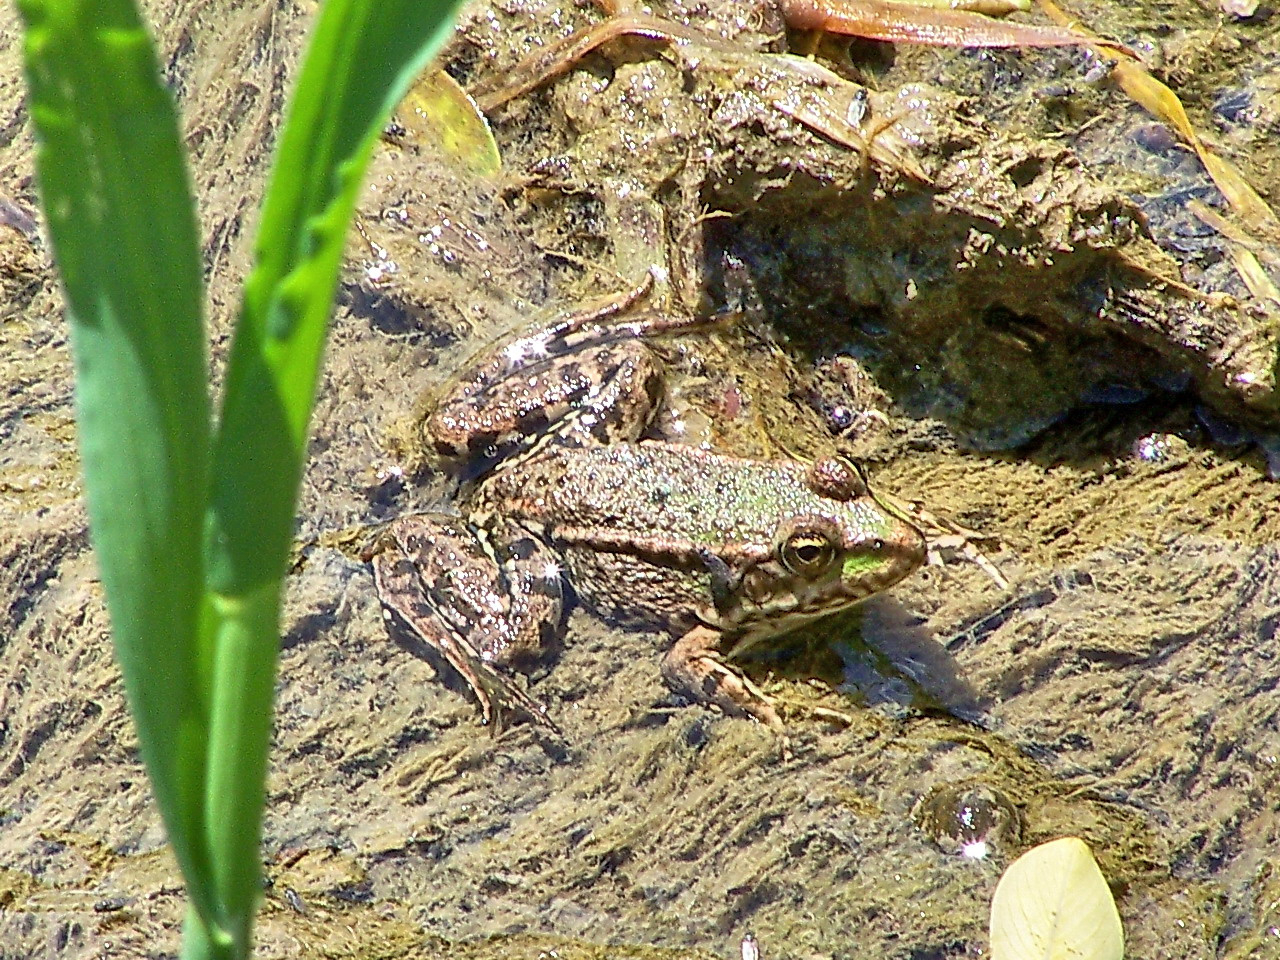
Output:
[662,625,784,733]
[366,514,563,733]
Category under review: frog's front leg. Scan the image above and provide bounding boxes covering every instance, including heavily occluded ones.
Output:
[662,625,784,732]
[367,514,564,730]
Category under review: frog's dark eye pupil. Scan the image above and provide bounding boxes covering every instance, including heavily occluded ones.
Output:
[796,543,822,563]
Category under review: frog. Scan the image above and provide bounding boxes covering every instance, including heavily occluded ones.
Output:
[366,286,926,732]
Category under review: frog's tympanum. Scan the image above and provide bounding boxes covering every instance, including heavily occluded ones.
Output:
[368,298,925,731]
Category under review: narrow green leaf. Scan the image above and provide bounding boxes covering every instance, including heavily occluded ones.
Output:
[201,585,283,956]
[16,0,215,922]
[196,0,464,949]
[20,0,465,953]
[206,0,466,594]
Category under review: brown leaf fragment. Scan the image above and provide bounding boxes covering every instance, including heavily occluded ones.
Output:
[778,0,1133,55]
[1190,201,1280,307]
[1039,0,1279,238]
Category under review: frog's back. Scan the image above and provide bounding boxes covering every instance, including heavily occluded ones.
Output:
[477,443,793,629]
[483,442,879,544]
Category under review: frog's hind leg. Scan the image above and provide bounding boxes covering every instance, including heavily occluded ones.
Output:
[427,274,653,459]
[489,310,715,453]
[430,324,693,467]
[367,514,564,731]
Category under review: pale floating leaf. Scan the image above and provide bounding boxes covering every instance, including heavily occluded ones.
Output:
[990,836,1124,960]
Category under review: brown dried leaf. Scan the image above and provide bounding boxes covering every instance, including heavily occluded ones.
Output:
[1040,0,1278,236]
[779,0,1132,54]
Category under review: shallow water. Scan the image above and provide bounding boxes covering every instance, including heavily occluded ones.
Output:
[2,0,1279,957]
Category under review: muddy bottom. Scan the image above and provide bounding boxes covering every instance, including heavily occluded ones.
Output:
[2,0,1280,958]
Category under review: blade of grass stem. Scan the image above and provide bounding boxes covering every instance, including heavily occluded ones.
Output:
[16,0,217,923]
[207,0,466,594]
[199,0,463,951]
[21,0,464,953]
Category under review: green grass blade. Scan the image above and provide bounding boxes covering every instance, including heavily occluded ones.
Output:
[199,0,464,950]
[206,0,465,592]
[16,0,217,923]
[20,0,465,951]
[200,585,282,956]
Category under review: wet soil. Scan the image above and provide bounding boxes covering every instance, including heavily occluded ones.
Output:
[3,0,1280,957]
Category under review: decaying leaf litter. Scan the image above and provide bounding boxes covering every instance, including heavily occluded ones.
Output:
[2,0,1280,957]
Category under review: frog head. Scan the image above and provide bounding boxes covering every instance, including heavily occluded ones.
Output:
[720,457,926,644]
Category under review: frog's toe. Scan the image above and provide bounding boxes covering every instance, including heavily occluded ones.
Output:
[476,667,563,737]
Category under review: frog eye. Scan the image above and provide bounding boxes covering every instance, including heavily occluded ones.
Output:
[779,530,837,576]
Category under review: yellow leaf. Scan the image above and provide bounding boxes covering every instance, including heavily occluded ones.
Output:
[990,837,1124,960]
[394,69,501,178]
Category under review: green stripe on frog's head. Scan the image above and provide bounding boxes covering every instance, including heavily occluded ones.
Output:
[773,509,925,603]
[842,550,887,580]
[830,506,926,603]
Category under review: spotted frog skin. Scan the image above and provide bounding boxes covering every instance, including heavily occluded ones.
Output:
[367,290,925,730]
